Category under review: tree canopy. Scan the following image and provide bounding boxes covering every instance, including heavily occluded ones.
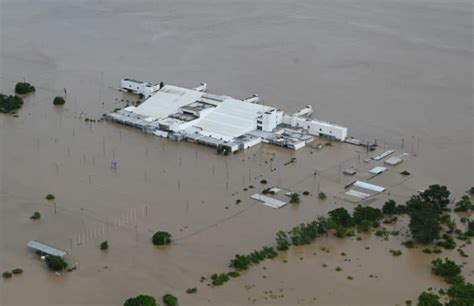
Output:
[0,94,23,113]
[328,207,353,228]
[417,292,442,306]
[152,231,172,246]
[124,295,157,306]
[14,82,35,94]
[45,255,68,271]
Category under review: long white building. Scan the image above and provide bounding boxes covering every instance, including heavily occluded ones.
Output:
[106,81,347,152]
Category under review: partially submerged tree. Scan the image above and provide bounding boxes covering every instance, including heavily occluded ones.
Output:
[53,96,66,106]
[0,94,23,113]
[45,255,68,271]
[328,207,353,228]
[14,82,35,94]
[417,292,442,306]
[152,231,172,246]
[408,200,441,244]
[162,294,178,306]
[431,258,463,284]
[123,294,157,306]
[289,193,300,204]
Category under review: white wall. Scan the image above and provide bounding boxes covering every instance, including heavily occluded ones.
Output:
[282,114,347,141]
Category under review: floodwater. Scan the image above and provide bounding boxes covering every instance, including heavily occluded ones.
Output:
[0,0,472,305]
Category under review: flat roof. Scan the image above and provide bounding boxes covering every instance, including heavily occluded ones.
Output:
[251,193,287,209]
[27,240,68,257]
[133,85,204,119]
[195,98,273,141]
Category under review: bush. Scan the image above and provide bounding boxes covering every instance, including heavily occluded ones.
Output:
[383,200,397,214]
[53,96,66,105]
[302,191,310,196]
[162,294,177,306]
[318,192,326,200]
[0,94,24,113]
[446,280,474,305]
[152,231,172,246]
[276,230,290,251]
[417,292,442,306]
[30,211,41,220]
[2,271,12,279]
[431,258,463,284]
[15,82,36,94]
[402,240,415,248]
[400,170,411,176]
[124,295,157,306]
[100,241,108,250]
[352,205,383,225]
[389,249,402,256]
[454,195,473,212]
[186,287,197,294]
[260,179,267,184]
[289,193,300,204]
[45,194,55,200]
[45,255,68,271]
[211,273,229,286]
[11,268,23,275]
[227,271,240,278]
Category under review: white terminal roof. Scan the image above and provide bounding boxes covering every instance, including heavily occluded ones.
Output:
[196,99,273,141]
[27,240,68,257]
[133,85,204,119]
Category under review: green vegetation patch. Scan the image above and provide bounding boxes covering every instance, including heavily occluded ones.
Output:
[0,94,24,113]
[15,82,35,94]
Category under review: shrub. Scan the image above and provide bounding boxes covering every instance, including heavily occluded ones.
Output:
[276,230,290,251]
[318,192,326,200]
[423,248,433,254]
[211,273,229,286]
[100,241,108,250]
[389,249,402,256]
[402,240,415,248]
[45,194,55,200]
[186,287,197,294]
[45,255,68,271]
[53,96,66,105]
[454,195,473,212]
[352,205,383,225]
[302,191,310,196]
[15,82,35,94]
[30,211,41,220]
[152,231,172,246]
[289,193,300,204]
[446,280,474,305]
[124,294,157,306]
[437,235,456,250]
[260,179,267,184]
[383,200,397,214]
[11,268,23,275]
[400,170,411,176]
[162,294,177,306]
[2,272,12,279]
[431,258,462,284]
[417,292,442,306]
[0,94,24,113]
[227,271,240,278]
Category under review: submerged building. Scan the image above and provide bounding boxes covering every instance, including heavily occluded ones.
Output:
[105,80,347,152]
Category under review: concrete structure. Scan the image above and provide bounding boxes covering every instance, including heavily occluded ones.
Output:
[106,81,348,153]
[121,78,160,98]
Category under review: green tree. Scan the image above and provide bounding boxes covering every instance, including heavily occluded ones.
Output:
[467,220,474,237]
[152,231,172,246]
[328,207,353,228]
[419,185,451,211]
[357,219,372,233]
[289,193,300,204]
[45,255,68,271]
[352,205,383,225]
[446,281,474,306]
[454,195,473,212]
[408,201,440,244]
[417,292,442,306]
[276,230,290,251]
[162,294,177,306]
[383,200,397,214]
[100,241,108,250]
[0,94,24,113]
[14,82,35,94]
[431,258,463,284]
[53,96,66,105]
[123,294,157,306]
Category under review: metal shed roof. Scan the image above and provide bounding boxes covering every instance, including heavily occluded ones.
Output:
[27,240,68,257]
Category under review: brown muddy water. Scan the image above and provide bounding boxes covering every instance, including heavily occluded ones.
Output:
[0,0,473,305]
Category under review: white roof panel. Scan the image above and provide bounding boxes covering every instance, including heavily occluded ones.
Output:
[369,166,387,175]
[27,240,68,257]
[195,99,273,140]
[353,180,386,193]
[251,193,287,209]
[133,85,204,119]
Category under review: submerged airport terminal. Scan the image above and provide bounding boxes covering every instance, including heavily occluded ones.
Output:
[105,79,348,153]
